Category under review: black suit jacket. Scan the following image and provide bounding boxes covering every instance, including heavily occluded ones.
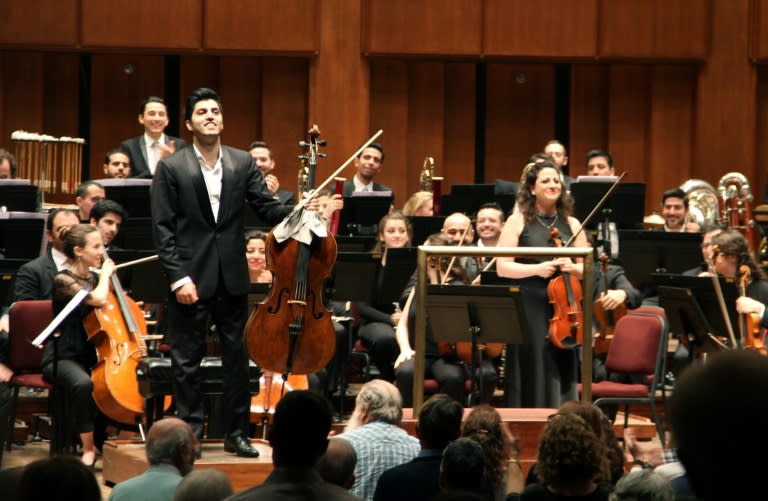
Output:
[121,135,188,179]
[14,252,57,300]
[373,453,442,501]
[150,145,291,299]
[275,187,296,205]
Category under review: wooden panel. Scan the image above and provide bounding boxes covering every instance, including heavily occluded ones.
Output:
[179,55,220,144]
[569,64,609,176]
[484,0,598,57]
[443,63,476,187]
[362,0,482,55]
[89,55,167,181]
[205,0,318,53]
[756,66,768,204]
[600,0,710,59]
[647,65,697,214]
[1,52,46,153]
[484,63,555,184]
[42,54,81,139]
[606,65,650,187]
[217,57,264,155]
[81,0,201,49]
[0,0,78,47]
[752,0,768,61]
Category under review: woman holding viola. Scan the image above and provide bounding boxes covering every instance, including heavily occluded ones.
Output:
[496,160,589,408]
[42,223,116,466]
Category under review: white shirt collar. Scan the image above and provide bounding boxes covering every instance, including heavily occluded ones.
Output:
[51,247,69,271]
[353,175,372,192]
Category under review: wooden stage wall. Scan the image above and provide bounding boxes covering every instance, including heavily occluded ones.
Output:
[1,0,767,213]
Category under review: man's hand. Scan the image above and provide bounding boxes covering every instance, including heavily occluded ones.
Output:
[264,174,280,196]
[175,282,199,305]
[156,140,178,161]
[598,289,628,311]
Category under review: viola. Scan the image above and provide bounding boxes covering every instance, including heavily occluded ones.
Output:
[245,126,338,375]
[593,253,626,355]
[738,265,767,355]
[84,268,148,425]
[547,227,584,350]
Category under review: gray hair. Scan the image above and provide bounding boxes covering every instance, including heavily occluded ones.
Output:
[357,379,403,424]
[609,470,674,501]
[146,424,195,465]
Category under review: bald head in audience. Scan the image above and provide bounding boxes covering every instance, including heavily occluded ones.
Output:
[146,416,197,476]
[316,438,357,490]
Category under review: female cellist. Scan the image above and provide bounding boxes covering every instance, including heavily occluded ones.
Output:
[709,230,768,339]
[41,223,116,467]
[496,160,589,408]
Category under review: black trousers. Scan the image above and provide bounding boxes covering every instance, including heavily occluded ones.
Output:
[396,356,497,407]
[42,359,94,434]
[166,291,250,439]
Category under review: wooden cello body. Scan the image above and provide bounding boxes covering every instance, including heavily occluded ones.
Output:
[84,274,148,425]
[547,228,584,349]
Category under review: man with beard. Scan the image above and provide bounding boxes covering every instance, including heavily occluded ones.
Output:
[335,380,419,500]
[341,142,394,205]
[660,187,700,233]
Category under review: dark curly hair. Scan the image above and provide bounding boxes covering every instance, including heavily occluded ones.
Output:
[558,400,622,484]
[711,229,767,280]
[462,404,508,488]
[535,413,608,489]
[516,159,574,225]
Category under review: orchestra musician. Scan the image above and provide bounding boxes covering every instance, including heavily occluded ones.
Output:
[394,233,497,407]
[496,159,589,408]
[42,224,116,467]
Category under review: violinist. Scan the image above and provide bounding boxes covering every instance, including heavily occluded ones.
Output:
[394,234,497,407]
[42,224,116,467]
[496,159,589,408]
[709,230,768,328]
[441,212,480,282]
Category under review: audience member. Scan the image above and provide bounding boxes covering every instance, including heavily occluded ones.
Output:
[75,181,106,222]
[121,96,187,178]
[668,349,768,501]
[248,141,295,205]
[463,404,523,500]
[172,469,233,501]
[109,417,197,501]
[608,469,673,501]
[401,191,434,216]
[102,148,132,179]
[227,390,361,500]
[0,148,17,179]
[0,465,24,501]
[336,380,420,500]
[317,438,358,490]
[435,437,488,500]
[89,199,128,251]
[374,393,463,501]
[18,455,101,501]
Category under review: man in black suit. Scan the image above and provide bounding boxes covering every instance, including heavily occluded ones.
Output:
[373,393,463,501]
[341,142,394,202]
[122,96,188,179]
[248,141,296,206]
[151,88,293,458]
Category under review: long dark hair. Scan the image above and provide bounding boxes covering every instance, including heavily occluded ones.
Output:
[711,229,767,280]
[517,159,574,224]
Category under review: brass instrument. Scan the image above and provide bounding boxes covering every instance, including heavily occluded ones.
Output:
[680,179,720,227]
[718,172,757,253]
[297,156,309,198]
[420,156,435,192]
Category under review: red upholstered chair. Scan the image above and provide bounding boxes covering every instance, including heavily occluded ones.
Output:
[4,300,58,456]
[582,311,669,447]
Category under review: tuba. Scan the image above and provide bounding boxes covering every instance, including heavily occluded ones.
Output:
[718,172,757,252]
[680,179,720,228]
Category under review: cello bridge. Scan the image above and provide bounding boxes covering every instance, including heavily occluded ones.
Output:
[287,300,307,307]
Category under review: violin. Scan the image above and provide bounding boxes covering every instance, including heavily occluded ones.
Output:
[245,126,338,375]
[547,227,584,350]
[738,264,767,355]
[593,253,626,355]
[84,263,149,425]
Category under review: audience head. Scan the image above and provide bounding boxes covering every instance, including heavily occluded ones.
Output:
[75,181,106,220]
[544,140,568,170]
[146,417,197,476]
[439,437,486,492]
[17,456,101,501]
[0,466,25,501]
[586,149,615,176]
[535,412,608,491]
[248,140,275,176]
[0,148,17,179]
[172,468,233,501]
[556,400,617,483]
[139,96,170,139]
[609,469,674,501]
[316,438,357,490]
[402,191,434,216]
[89,199,127,246]
[441,212,474,245]
[668,350,768,501]
[353,141,385,182]
[345,379,403,432]
[462,404,515,489]
[374,211,412,253]
[417,393,463,451]
[475,202,505,245]
[102,148,132,178]
[269,390,333,468]
[46,209,80,253]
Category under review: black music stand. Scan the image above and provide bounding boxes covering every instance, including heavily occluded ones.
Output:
[335,235,377,253]
[0,214,47,259]
[110,250,169,304]
[425,284,528,406]
[570,181,645,230]
[0,183,37,212]
[98,178,152,217]
[110,218,154,251]
[408,216,446,247]
[327,252,380,302]
[0,259,26,307]
[378,247,417,303]
[618,231,702,289]
[655,274,740,355]
[338,193,392,237]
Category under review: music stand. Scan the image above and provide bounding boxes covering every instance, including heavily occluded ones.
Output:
[110,250,169,304]
[0,259,26,307]
[618,231,702,289]
[0,214,47,259]
[99,178,153,218]
[654,273,740,355]
[425,284,528,405]
[337,193,392,237]
[378,247,417,303]
[408,216,446,246]
[335,235,377,253]
[110,217,155,251]
[0,183,37,212]
[570,182,646,230]
[327,252,380,302]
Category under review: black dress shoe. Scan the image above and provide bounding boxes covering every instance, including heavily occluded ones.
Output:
[224,434,260,458]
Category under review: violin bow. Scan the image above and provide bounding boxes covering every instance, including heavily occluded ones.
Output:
[441,224,471,285]
[706,246,739,349]
[564,172,627,248]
